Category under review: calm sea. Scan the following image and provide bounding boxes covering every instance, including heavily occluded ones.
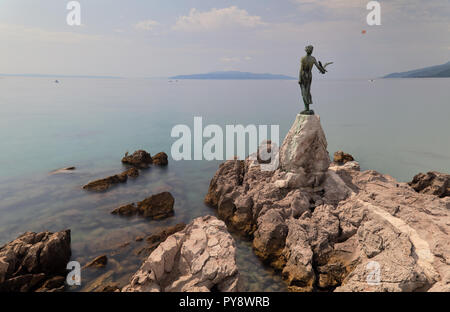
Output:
[0,77,449,291]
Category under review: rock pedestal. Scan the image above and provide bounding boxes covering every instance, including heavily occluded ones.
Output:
[279,114,330,188]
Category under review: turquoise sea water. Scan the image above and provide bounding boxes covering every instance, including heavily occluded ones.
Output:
[0,77,449,291]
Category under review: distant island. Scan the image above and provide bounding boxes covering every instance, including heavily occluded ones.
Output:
[384,61,450,78]
[170,71,295,80]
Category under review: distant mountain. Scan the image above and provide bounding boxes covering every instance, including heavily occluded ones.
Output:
[0,73,123,79]
[170,71,295,80]
[384,61,450,78]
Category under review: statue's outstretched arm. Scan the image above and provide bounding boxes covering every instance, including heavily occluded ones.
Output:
[314,59,326,74]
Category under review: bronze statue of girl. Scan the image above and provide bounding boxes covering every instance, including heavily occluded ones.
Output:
[299,45,333,115]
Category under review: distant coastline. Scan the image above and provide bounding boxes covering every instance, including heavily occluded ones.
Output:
[384,61,450,78]
[0,73,123,79]
[170,71,295,80]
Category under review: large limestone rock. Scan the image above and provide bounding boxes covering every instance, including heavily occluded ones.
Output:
[122,216,239,292]
[205,114,450,292]
[279,114,330,188]
[0,230,71,292]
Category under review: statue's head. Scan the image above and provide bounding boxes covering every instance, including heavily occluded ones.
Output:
[305,45,313,55]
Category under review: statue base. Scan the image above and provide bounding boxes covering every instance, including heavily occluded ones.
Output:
[300,109,315,115]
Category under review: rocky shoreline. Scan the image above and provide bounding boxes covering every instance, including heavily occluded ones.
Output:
[1,115,449,292]
[204,114,450,292]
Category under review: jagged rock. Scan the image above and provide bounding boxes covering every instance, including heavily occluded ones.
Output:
[253,210,288,270]
[205,114,450,292]
[83,255,107,269]
[333,151,354,164]
[111,192,175,220]
[409,171,449,198]
[122,216,239,292]
[121,150,153,168]
[279,114,330,187]
[152,152,168,166]
[82,168,138,192]
[0,230,71,292]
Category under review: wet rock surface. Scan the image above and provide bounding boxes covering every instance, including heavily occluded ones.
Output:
[49,166,76,175]
[82,168,139,192]
[111,192,175,220]
[83,255,108,269]
[152,152,169,166]
[409,171,449,198]
[0,230,71,292]
[121,150,153,168]
[205,114,450,292]
[122,216,239,292]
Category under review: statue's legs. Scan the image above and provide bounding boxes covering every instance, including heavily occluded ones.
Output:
[300,84,309,111]
[306,83,312,105]
[300,78,314,115]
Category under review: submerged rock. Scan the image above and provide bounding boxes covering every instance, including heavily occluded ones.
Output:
[111,192,175,220]
[205,114,450,292]
[122,216,239,292]
[83,255,108,269]
[0,230,71,292]
[82,168,139,192]
[49,166,76,175]
[409,171,449,198]
[111,203,138,216]
[121,150,153,168]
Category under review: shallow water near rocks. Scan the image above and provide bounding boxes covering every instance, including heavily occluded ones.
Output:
[0,77,449,291]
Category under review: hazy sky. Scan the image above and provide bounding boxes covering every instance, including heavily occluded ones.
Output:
[0,0,448,78]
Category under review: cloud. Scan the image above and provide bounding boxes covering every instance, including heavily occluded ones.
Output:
[134,20,160,31]
[173,6,266,32]
[0,23,102,44]
[292,0,450,23]
[220,57,241,63]
[293,0,363,9]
